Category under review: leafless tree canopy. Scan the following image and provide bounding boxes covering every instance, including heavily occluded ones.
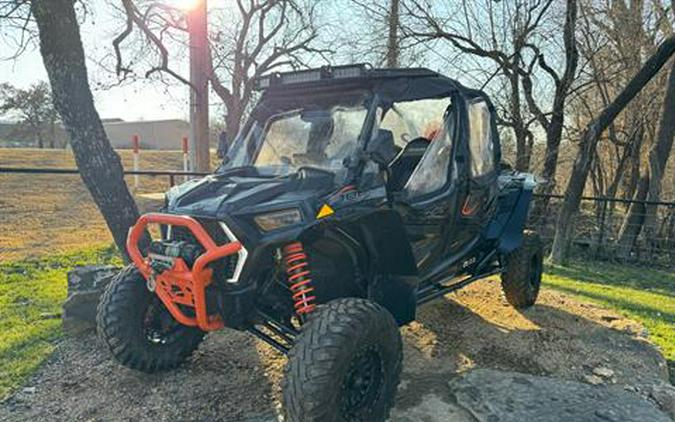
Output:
[113,0,331,140]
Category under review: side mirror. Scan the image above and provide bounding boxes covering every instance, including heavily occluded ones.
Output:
[367,129,397,168]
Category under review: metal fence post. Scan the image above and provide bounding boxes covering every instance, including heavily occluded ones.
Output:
[182,136,189,183]
[595,199,609,259]
[132,135,140,190]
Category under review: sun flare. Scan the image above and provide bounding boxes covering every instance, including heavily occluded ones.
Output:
[168,0,203,11]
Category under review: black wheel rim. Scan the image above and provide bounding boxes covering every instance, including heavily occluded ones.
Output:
[340,347,384,419]
[143,296,181,345]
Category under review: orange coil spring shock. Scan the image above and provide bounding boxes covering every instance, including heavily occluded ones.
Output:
[282,242,317,316]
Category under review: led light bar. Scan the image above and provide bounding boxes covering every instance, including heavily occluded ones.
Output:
[254,64,370,90]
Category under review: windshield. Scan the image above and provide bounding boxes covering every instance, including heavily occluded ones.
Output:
[227,99,369,179]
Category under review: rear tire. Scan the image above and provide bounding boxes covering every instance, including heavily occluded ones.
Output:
[96,265,205,373]
[283,298,402,422]
[501,230,544,309]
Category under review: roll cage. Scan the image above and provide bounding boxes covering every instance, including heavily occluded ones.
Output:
[224,64,502,204]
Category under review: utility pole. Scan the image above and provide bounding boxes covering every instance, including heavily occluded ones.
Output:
[386,0,400,68]
[187,0,210,172]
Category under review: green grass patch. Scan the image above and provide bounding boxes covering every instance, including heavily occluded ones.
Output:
[0,246,121,399]
[544,260,675,379]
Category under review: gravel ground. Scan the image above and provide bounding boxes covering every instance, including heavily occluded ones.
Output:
[0,282,671,421]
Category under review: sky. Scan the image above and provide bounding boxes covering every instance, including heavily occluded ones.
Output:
[0,0,205,122]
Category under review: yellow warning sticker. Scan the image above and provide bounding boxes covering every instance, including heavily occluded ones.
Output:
[316,204,335,219]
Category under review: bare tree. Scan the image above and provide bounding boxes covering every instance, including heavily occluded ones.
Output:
[387,0,400,68]
[0,0,144,258]
[115,0,329,148]
[549,35,675,264]
[342,0,424,67]
[615,3,675,259]
[527,0,579,216]
[404,0,569,172]
[0,81,58,148]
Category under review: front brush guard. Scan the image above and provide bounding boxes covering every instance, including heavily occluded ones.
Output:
[127,213,242,331]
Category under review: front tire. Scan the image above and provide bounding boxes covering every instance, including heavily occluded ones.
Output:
[501,230,544,308]
[283,298,402,422]
[96,265,205,373]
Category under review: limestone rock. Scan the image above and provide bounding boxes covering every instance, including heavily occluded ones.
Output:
[448,369,670,422]
[583,374,604,385]
[592,366,615,379]
[62,265,120,334]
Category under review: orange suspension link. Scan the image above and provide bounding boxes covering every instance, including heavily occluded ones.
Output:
[282,242,317,316]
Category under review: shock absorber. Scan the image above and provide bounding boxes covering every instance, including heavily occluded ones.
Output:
[282,242,317,316]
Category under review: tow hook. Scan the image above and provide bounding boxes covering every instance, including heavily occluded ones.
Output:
[146,272,157,292]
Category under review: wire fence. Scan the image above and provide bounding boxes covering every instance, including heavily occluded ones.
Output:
[530,194,675,267]
[1,166,673,267]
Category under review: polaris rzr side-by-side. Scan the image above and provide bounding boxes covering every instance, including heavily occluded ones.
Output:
[97,64,543,422]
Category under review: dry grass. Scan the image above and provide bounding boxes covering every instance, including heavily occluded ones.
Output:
[0,148,201,262]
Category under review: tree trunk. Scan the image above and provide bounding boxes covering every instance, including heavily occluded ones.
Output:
[615,174,649,260]
[188,0,211,173]
[31,0,142,259]
[640,59,675,252]
[549,35,675,264]
[508,71,530,172]
[531,0,578,219]
[606,127,637,200]
[224,98,243,146]
[386,0,400,68]
[621,122,644,201]
[49,117,56,149]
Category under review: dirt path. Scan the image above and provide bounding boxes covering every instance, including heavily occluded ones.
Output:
[1,282,671,421]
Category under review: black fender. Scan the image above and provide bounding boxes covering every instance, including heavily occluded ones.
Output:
[488,174,537,254]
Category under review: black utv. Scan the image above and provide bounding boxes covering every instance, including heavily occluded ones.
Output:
[97,64,543,422]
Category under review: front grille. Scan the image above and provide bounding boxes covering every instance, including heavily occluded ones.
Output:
[171,226,197,243]
[168,218,238,282]
[169,219,228,245]
[198,218,231,246]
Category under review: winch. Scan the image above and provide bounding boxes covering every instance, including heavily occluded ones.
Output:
[148,240,203,273]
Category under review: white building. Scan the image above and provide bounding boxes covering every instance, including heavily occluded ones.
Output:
[103,119,190,150]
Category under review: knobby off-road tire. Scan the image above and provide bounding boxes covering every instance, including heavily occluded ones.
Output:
[283,298,402,422]
[501,230,544,309]
[96,265,205,373]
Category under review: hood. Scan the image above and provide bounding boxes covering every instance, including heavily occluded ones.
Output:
[165,166,337,219]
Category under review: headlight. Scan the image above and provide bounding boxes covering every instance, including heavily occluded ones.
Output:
[254,208,302,232]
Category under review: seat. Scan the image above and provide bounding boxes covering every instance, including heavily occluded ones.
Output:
[387,137,431,192]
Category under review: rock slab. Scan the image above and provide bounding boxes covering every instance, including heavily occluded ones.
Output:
[448,369,670,422]
[62,265,120,334]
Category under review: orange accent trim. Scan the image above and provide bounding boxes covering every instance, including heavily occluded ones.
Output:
[127,213,242,331]
[281,242,317,315]
[461,195,479,216]
[338,185,356,194]
[286,262,308,272]
[289,270,311,281]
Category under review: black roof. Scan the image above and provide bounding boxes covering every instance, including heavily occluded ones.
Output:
[257,64,487,106]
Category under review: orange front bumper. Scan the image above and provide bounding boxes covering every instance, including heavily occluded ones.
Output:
[127,213,242,331]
